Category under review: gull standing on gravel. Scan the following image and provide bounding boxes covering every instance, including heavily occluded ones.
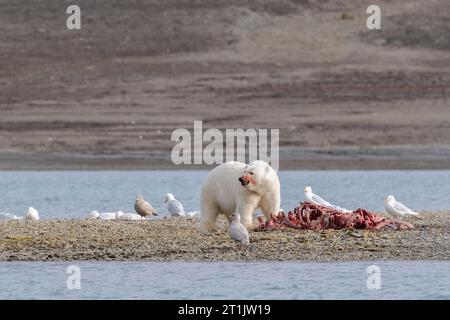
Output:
[384,195,418,217]
[229,212,250,246]
[26,207,40,221]
[165,193,185,217]
[135,195,159,219]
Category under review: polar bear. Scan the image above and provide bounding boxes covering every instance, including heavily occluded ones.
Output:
[200,160,281,233]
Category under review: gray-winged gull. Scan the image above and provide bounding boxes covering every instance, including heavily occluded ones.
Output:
[229,212,250,246]
[304,186,332,206]
[384,195,418,217]
[304,186,351,213]
[165,193,185,217]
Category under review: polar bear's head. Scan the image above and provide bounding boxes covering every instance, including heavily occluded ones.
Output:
[238,160,278,193]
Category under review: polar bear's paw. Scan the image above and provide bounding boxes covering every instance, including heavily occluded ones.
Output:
[199,221,216,234]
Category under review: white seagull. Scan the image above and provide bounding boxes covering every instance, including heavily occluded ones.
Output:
[26,207,40,221]
[165,193,185,217]
[304,186,351,213]
[118,212,144,220]
[87,211,116,220]
[115,211,125,219]
[229,212,250,246]
[87,211,100,219]
[0,213,23,220]
[98,212,117,220]
[185,211,200,219]
[304,186,332,206]
[384,195,418,217]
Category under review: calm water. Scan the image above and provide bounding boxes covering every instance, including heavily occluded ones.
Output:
[0,170,449,218]
[0,261,449,299]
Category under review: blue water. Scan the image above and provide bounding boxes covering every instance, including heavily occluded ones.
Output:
[0,170,449,218]
[0,261,449,299]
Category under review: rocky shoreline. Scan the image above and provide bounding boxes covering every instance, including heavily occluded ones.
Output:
[1,213,449,261]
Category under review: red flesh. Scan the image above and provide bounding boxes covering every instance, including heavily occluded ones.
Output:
[257,202,414,231]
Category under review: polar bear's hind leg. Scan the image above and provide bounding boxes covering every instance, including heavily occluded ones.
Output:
[200,201,220,233]
[236,201,257,230]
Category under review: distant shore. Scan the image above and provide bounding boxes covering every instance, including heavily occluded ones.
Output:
[1,213,449,261]
[2,0,450,174]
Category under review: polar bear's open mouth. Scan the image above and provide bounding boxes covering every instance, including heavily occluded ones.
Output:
[238,177,249,186]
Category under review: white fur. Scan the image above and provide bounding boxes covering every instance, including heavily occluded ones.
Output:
[200,160,280,233]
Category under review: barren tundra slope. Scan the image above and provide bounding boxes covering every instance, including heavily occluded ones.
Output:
[0,0,449,169]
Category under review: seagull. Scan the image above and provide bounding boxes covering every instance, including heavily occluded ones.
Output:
[98,212,117,220]
[135,195,159,219]
[115,211,125,219]
[0,213,23,220]
[26,207,40,221]
[118,212,144,220]
[304,186,332,206]
[185,211,200,219]
[229,212,250,246]
[87,211,100,219]
[86,211,118,219]
[165,193,185,217]
[304,186,352,213]
[384,195,418,217]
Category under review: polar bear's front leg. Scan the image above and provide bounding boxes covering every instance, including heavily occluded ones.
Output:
[260,191,281,221]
